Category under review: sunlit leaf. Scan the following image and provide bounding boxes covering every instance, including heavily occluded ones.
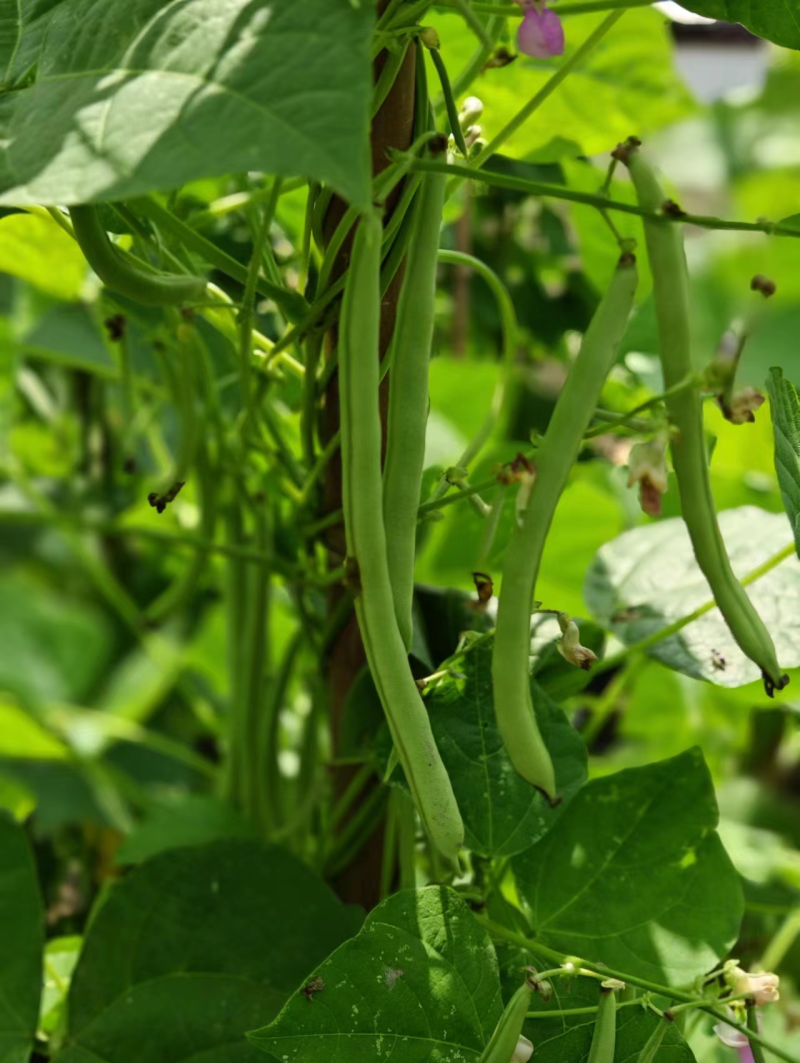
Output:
[585,506,800,687]
[0,0,373,209]
[513,749,743,985]
[250,886,503,1063]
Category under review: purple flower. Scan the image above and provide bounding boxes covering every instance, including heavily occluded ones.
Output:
[517,3,565,59]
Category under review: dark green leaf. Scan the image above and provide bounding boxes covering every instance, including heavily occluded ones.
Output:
[767,366,800,557]
[423,645,587,859]
[55,840,363,1063]
[678,3,800,50]
[0,813,44,1063]
[512,749,743,986]
[249,886,503,1063]
[23,303,117,377]
[0,0,373,210]
[585,506,800,687]
[116,795,257,865]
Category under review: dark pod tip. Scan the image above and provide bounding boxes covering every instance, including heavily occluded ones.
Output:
[611,135,642,166]
[619,251,637,268]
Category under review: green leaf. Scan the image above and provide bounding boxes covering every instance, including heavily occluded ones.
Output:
[55,840,363,1063]
[23,303,117,377]
[423,645,587,859]
[249,886,503,1063]
[767,367,800,557]
[585,506,800,687]
[512,749,744,986]
[0,572,114,704]
[0,698,68,759]
[0,0,373,210]
[40,936,82,1039]
[0,213,86,299]
[116,795,256,865]
[0,773,36,820]
[428,9,695,161]
[0,813,44,1063]
[678,3,800,50]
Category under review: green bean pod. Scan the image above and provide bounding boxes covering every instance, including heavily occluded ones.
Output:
[493,254,638,799]
[70,205,206,307]
[339,211,463,863]
[588,988,617,1063]
[637,1018,670,1063]
[479,978,533,1063]
[383,172,446,648]
[624,143,788,697]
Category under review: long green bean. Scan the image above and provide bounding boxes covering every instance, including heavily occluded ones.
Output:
[624,140,788,697]
[339,211,463,863]
[493,254,637,799]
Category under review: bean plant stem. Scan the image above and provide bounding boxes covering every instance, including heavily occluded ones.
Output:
[479,919,799,1063]
[411,158,800,240]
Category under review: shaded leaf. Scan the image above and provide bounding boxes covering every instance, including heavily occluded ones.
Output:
[55,840,363,1063]
[250,886,503,1063]
[512,749,743,986]
[116,795,256,865]
[423,645,586,858]
[23,304,117,377]
[585,506,800,687]
[767,366,800,557]
[0,813,44,1063]
[0,0,373,209]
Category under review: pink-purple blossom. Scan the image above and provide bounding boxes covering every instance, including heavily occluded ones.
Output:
[515,2,565,59]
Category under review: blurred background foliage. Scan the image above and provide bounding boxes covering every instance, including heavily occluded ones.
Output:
[2,3,800,1055]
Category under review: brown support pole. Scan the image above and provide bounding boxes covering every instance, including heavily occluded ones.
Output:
[321,3,418,910]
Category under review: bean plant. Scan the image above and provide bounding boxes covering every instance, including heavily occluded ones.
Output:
[2,2,800,1063]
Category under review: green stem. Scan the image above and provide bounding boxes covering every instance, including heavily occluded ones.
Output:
[449,0,493,48]
[760,907,800,972]
[480,919,800,1063]
[472,12,625,168]
[747,1006,768,1063]
[411,158,800,241]
[134,197,308,324]
[447,16,503,102]
[526,998,645,1019]
[430,47,470,158]
[239,179,281,420]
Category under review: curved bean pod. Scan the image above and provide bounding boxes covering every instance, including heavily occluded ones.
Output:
[624,142,788,697]
[493,254,638,800]
[70,205,206,307]
[339,211,463,863]
[383,172,446,648]
[587,988,617,1063]
[479,978,533,1063]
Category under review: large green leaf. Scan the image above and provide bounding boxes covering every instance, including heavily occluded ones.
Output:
[423,645,587,858]
[249,886,503,1063]
[55,840,363,1063]
[116,795,256,865]
[0,813,44,1063]
[678,3,800,50]
[585,506,800,688]
[767,367,800,557]
[0,0,373,209]
[512,749,743,986]
[428,9,694,161]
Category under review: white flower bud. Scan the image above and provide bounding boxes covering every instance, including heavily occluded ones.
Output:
[459,95,484,127]
[512,1035,534,1063]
